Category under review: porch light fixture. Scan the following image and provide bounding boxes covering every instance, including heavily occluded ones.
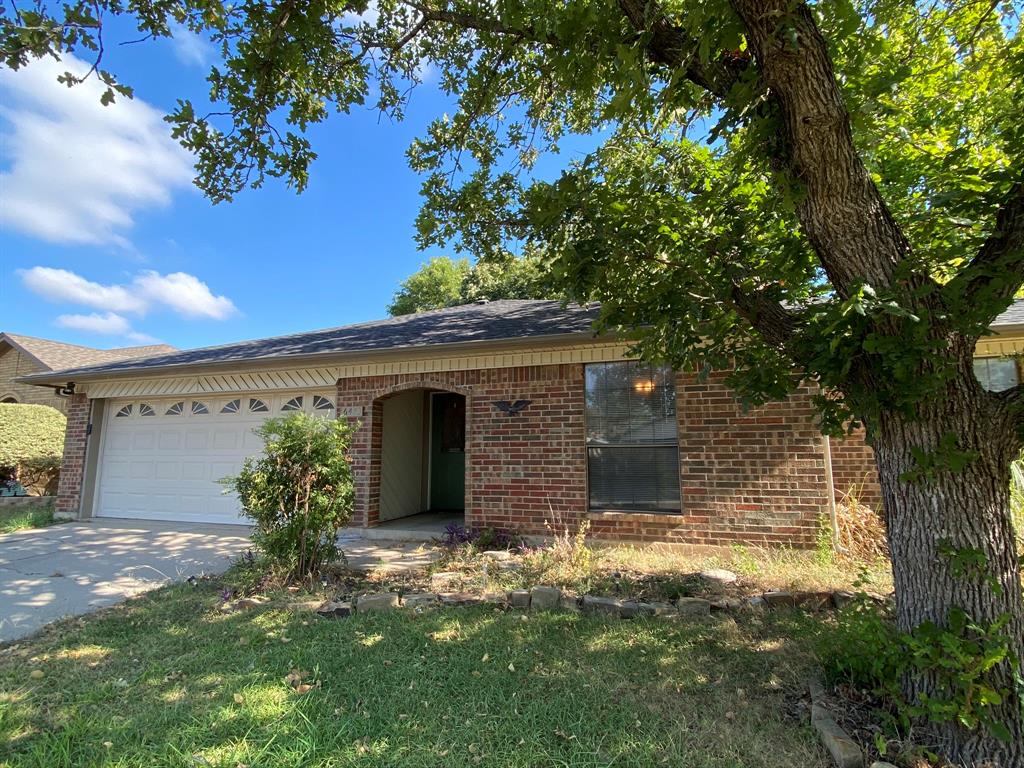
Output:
[633,378,655,395]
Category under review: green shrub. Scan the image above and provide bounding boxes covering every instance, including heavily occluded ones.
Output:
[819,596,1020,743]
[224,413,355,579]
[0,403,66,495]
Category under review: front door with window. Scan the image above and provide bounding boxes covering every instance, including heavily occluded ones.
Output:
[429,393,465,511]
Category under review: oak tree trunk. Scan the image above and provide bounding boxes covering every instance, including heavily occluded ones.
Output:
[872,387,1024,768]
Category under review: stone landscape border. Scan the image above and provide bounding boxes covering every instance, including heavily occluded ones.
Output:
[312,583,864,621]
[0,496,53,508]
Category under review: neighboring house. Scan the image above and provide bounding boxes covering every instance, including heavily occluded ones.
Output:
[16,300,1024,547]
[0,333,175,412]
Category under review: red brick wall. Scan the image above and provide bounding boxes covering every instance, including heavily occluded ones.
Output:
[586,372,829,547]
[337,365,587,532]
[336,364,858,548]
[829,429,883,512]
[55,393,90,515]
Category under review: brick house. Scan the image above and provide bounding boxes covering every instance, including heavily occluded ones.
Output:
[17,300,1024,547]
[0,333,175,412]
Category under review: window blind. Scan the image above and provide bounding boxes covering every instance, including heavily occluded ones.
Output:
[585,362,680,512]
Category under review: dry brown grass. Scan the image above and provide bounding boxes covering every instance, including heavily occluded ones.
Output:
[833,487,889,564]
[431,518,894,601]
[595,542,893,595]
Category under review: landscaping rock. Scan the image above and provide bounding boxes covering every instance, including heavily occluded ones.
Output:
[582,595,622,616]
[869,763,898,768]
[697,569,738,592]
[676,597,712,616]
[620,601,657,619]
[709,597,743,612]
[762,591,797,608]
[402,593,439,610]
[290,599,323,613]
[746,595,767,610]
[530,586,562,611]
[832,590,856,610]
[646,601,676,616]
[812,711,863,768]
[481,550,513,561]
[797,592,833,612]
[560,595,581,612]
[316,600,352,618]
[807,678,827,703]
[356,593,399,613]
[429,572,460,589]
[439,592,482,606]
[509,590,531,609]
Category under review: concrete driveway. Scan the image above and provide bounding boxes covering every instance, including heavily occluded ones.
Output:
[0,519,252,643]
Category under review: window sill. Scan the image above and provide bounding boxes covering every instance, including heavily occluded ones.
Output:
[587,510,683,522]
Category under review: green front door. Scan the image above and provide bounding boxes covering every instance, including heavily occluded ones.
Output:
[429,393,465,511]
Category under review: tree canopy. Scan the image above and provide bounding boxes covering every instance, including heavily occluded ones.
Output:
[3,0,1023,760]
[388,252,557,315]
[3,0,1018,429]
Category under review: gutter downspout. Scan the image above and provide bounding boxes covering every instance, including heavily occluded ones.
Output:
[822,434,840,550]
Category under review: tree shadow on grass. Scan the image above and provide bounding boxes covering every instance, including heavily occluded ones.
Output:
[0,582,833,768]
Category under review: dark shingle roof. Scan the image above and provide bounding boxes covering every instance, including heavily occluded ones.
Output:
[18,297,1023,383]
[26,300,602,379]
[0,333,176,371]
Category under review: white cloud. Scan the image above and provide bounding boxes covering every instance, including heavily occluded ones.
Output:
[54,312,158,343]
[0,53,193,247]
[170,23,215,68]
[19,267,148,314]
[133,270,237,320]
[19,266,237,340]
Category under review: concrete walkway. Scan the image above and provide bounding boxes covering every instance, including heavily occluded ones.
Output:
[0,518,443,643]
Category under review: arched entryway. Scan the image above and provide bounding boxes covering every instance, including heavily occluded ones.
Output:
[371,384,469,532]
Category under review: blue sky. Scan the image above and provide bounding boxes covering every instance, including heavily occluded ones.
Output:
[0,19,589,351]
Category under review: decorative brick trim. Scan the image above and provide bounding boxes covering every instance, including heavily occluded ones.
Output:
[55,393,90,516]
[338,366,583,531]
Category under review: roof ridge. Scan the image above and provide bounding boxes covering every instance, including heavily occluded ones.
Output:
[1,332,111,352]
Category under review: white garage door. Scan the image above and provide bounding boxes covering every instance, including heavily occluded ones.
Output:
[94,392,337,524]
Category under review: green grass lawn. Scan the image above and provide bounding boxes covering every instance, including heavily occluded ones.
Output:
[0,503,57,534]
[0,579,831,768]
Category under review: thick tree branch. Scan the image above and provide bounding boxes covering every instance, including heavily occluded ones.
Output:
[728,284,798,348]
[729,0,912,297]
[943,180,1024,321]
[406,2,560,46]
[407,1,743,98]
[615,0,746,98]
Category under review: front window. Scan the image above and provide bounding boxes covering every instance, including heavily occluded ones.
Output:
[973,357,1019,392]
[585,361,680,512]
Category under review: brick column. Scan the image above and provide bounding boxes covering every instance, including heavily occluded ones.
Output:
[55,393,90,517]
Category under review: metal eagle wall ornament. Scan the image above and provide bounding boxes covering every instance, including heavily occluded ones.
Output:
[492,399,532,416]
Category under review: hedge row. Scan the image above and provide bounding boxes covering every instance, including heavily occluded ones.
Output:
[0,403,66,495]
